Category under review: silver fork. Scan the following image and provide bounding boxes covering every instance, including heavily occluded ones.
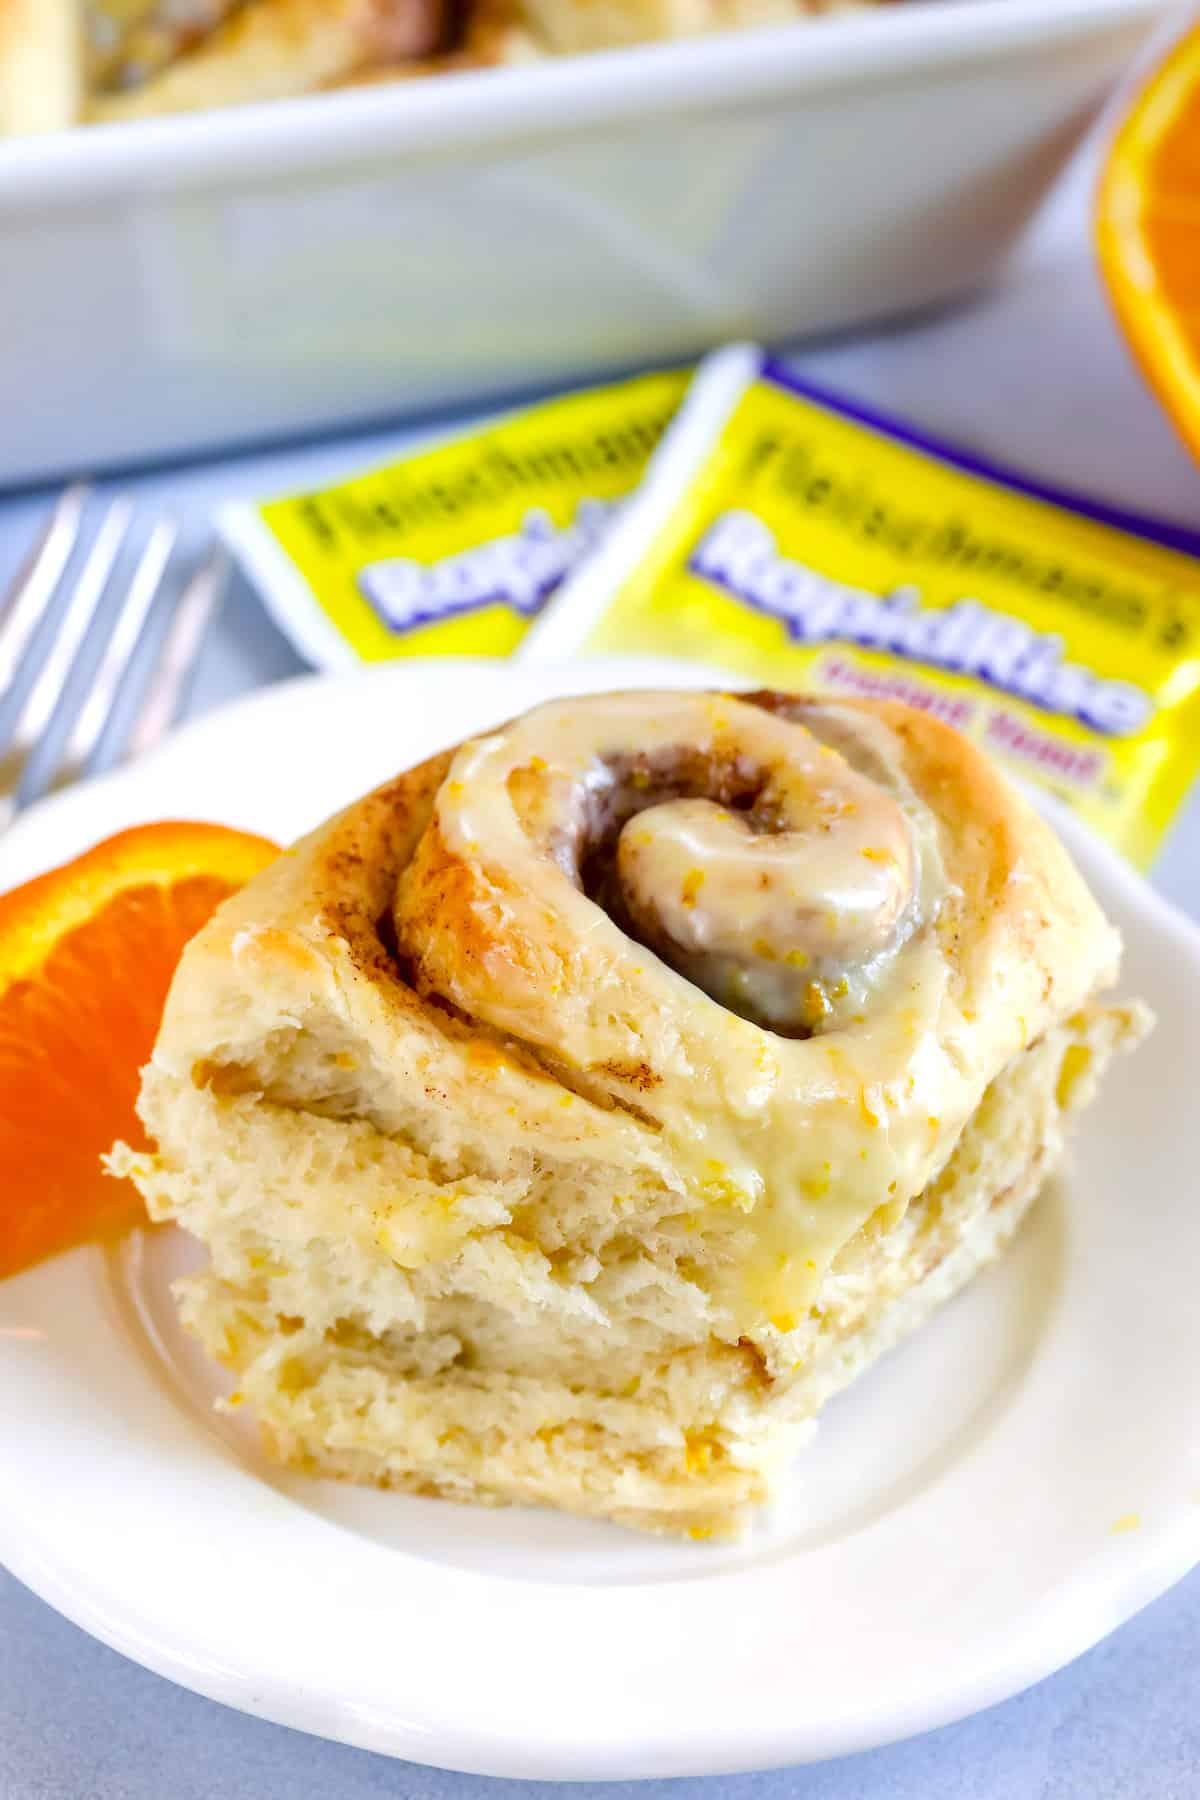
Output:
[0,487,227,833]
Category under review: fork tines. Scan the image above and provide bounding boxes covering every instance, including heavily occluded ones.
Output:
[0,488,226,832]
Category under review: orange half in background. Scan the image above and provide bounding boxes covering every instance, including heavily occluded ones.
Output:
[0,821,279,1280]
[1097,22,1200,462]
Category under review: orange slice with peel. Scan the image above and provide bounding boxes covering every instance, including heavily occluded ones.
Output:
[1096,22,1200,462]
[0,821,279,1279]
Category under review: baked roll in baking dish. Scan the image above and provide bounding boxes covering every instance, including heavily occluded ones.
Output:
[0,0,880,134]
[119,690,1146,1538]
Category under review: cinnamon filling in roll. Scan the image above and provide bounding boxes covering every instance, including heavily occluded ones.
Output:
[423,689,929,1035]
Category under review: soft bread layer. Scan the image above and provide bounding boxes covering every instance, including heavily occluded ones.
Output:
[119,1002,1142,1538]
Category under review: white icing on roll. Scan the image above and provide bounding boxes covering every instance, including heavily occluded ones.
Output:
[399,690,967,1330]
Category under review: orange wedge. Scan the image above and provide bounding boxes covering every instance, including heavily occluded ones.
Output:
[1097,23,1200,462]
[0,821,279,1280]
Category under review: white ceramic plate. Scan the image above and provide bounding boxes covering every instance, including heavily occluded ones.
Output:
[2,657,1199,1781]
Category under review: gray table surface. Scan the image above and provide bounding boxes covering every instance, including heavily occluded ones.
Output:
[2,156,1199,1800]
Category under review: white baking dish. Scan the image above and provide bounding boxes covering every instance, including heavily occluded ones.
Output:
[0,0,1167,486]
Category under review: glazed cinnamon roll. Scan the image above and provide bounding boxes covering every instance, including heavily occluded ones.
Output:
[120,690,1147,1538]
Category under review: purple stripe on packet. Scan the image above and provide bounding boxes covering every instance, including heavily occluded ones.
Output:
[760,355,1200,562]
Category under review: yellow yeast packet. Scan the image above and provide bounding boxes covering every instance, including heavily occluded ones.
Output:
[219,367,691,669]
[523,345,1200,867]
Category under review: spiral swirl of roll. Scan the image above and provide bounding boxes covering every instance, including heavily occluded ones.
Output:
[385,689,971,1324]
